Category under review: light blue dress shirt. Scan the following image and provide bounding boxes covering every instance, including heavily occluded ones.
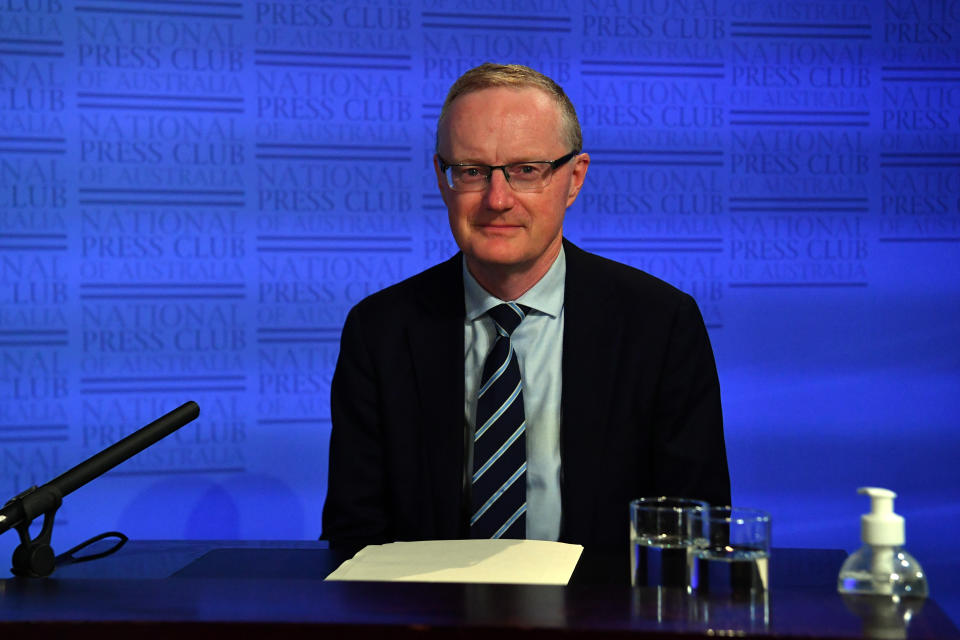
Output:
[463,248,565,541]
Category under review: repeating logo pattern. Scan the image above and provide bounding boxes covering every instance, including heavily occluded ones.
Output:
[0,1,957,543]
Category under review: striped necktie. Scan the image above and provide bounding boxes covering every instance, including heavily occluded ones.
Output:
[471,302,529,539]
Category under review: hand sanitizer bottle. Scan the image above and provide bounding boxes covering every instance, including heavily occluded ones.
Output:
[837,487,928,597]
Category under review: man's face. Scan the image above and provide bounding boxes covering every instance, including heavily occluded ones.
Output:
[435,86,589,281]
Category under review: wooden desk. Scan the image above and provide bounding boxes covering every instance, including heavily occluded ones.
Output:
[0,541,956,639]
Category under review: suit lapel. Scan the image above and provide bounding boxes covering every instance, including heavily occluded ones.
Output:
[560,241,622,543]
[407,254,467,536]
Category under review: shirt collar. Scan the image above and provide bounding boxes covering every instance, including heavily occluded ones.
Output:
[463,246,566,321]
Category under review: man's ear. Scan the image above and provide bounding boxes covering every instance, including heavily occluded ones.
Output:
[565,153,590,207]
[433,154,446,192]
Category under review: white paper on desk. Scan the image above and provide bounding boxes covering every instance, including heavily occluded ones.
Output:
[325,539,583,585]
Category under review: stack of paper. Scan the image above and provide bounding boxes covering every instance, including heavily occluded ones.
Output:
[325,539,583,585]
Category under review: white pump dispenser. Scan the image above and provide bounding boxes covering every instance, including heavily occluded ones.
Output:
[837,487,928,597]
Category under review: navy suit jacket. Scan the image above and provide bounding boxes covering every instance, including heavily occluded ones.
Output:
[322,240,730,551]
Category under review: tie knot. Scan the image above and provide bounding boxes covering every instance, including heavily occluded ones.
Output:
[487,303,528,337]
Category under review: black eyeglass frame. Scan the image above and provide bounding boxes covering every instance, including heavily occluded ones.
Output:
[437,150,580,191]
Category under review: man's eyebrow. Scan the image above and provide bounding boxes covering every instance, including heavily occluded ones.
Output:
[450,156,554,165]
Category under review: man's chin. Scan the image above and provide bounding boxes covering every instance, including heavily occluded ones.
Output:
[462,235,521,259]
[462,235,562,273]
[464,247,531,272]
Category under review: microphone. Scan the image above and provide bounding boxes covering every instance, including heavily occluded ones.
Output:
[0,400,200,576]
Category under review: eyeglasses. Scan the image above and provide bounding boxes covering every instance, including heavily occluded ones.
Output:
[438,150,579,193]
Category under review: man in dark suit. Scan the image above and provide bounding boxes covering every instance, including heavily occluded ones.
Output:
[322,64,730,552]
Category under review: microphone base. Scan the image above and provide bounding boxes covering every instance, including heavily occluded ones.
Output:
[10,493,61,578]
[12,540,56,578]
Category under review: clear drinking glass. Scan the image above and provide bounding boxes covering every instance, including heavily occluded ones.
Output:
[629,497,707,590]
[691,506,771,596]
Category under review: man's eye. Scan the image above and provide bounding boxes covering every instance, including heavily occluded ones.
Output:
[510,164,542,177]
[452,167,485,181]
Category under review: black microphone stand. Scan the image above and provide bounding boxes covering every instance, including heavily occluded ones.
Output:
[0,400,200,577]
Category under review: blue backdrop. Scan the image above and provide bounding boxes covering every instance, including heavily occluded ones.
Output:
[1,0,958,623]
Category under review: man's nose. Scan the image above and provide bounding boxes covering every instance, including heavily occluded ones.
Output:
[482,168,515,210]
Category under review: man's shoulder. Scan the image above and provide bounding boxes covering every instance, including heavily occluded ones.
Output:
[348,253,462,320]
[564,240,691,307]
